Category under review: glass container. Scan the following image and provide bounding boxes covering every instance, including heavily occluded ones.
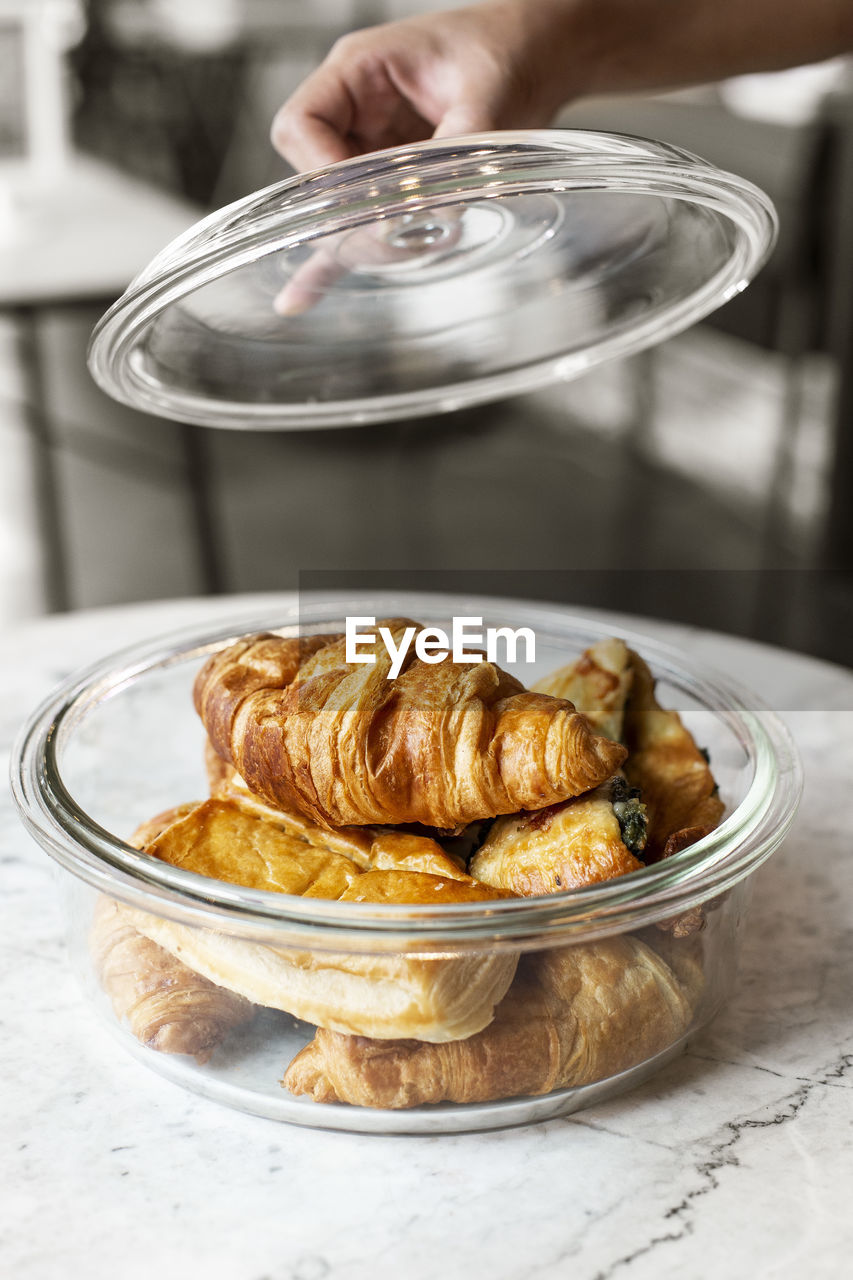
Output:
[12,594,801,1133]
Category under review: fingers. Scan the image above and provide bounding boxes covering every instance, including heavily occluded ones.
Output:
[270,13,516,174]
[433,102,500,139]
[271,61,358,172]
[271,113,357,173]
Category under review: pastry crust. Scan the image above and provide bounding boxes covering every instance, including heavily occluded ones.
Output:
[90,897,253,1063]
[471,641,645,895]
[532,638,633,742]
[205,739,374,863]
[206,748,471,881]
[127,801,200,851]
[470,779,644,895]
[194,630,339,770]
[124,872,517,1042]
[623,651,725,860]
[193,623,626,830]
[131,798,517,1040]
[144,796,364,898]
[284,935,692,1107]
[90,807,256,1062]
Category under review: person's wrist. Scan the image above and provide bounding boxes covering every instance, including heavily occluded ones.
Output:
[491,0,607,118]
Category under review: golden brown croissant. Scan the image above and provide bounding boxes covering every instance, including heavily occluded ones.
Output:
[532,637,633,742]
[91,897,254,1062]
[623,651,725,860]
[193,623,626,830]
[194,630,338,771]
[284,936,692,1108]
[470,776,645,895]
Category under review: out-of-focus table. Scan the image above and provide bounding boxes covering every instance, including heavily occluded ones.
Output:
[2,593,852,1279]
[0,155,207,611]
[0,155,199,306]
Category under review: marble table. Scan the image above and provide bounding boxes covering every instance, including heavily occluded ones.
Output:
[2,594,852,1279]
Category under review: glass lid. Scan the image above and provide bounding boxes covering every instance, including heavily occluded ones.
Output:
[87,129,777,431]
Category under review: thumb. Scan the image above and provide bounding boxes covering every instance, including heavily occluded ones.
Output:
[433,102,498,140]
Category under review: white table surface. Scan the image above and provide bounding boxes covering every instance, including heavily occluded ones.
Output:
[2,593,852,1280]
[0,155,199,307]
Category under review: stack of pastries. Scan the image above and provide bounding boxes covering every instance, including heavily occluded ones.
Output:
[91,620,724,1109]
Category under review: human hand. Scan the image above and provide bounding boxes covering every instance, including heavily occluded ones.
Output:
[273,0,853,175]
[270,1,575,173]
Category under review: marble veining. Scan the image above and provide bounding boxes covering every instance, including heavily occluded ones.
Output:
[2,595,852,1279]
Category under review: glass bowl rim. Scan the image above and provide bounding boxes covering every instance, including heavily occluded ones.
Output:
[11,592,802,950]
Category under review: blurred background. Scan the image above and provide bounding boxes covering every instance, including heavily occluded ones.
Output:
[1,0,852,666]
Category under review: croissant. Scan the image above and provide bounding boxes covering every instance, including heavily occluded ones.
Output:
[284,935,692,1108]
[90,897,254,1062]
[193,623,626,830]
[129,797,518,1040]
[193,630,338,769]
[619,650,726,937]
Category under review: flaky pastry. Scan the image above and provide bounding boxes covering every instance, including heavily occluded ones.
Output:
[91,806,256,1061]
[124,889,517,1043]
[206,744,471,881]
[127,799,517,1041]
[532,637,633,742]
[470,776,645,895]
[143,796,364,897]
[91,897,253,1062]
[193,623,626,830]
[284,935,692,1108]
[623,651,725,860]
[93,629,721,1084]
[471,640,646,896]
